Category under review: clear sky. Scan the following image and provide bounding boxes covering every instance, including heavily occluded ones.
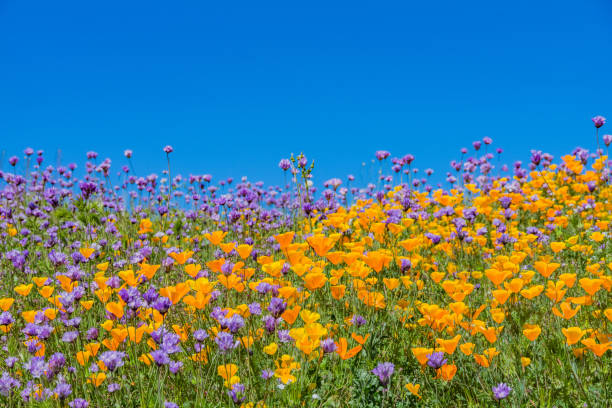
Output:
[0,0,611,188]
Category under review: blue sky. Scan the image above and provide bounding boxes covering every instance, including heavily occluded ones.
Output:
[0,0,611,188]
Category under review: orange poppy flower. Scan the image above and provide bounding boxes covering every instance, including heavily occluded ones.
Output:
[204,230,228,246]
[335,337,362,360]
[522,324,541,341]
[274,231,295,250]
[351,333,370,345]
[160,282,191,304]
[169,250,194,265]
[437,363,457,381]
[236,244,253,260]
[80,247,95,260]
[534,261,560,278]
[562,327,586,345]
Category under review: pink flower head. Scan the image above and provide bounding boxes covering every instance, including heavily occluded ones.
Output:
[278,159,291,171]
[375,150,391,161]
[592,116,606,128]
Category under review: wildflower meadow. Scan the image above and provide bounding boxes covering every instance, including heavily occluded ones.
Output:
[0,118,610,408]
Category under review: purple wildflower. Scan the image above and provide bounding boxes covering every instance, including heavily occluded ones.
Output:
[351,315,367,327]
[426,351,447,369]
[228,383,246,404]
[0,372,21,396]
[98,351,126,372]
[278,329,292,343]
[5,357,18,368]
[267,297,286,317]
[262,315,280,333]
[320,338,337,353]
[0,312,14,326]
[69,398,89,408]
[86,327,99,341]
[215,332,238,353]
[153,296,172,314]
[261,369,274,380]
[24,357,47,378]
[193,329,208,342]
[248,302,262,315]
[61,331,79,343]
[492,383,512,400]
[151,350,170,366]
[371,362,395,386]
[108,383,120,393]
[54,381,72,400]
[169,360,183,374]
